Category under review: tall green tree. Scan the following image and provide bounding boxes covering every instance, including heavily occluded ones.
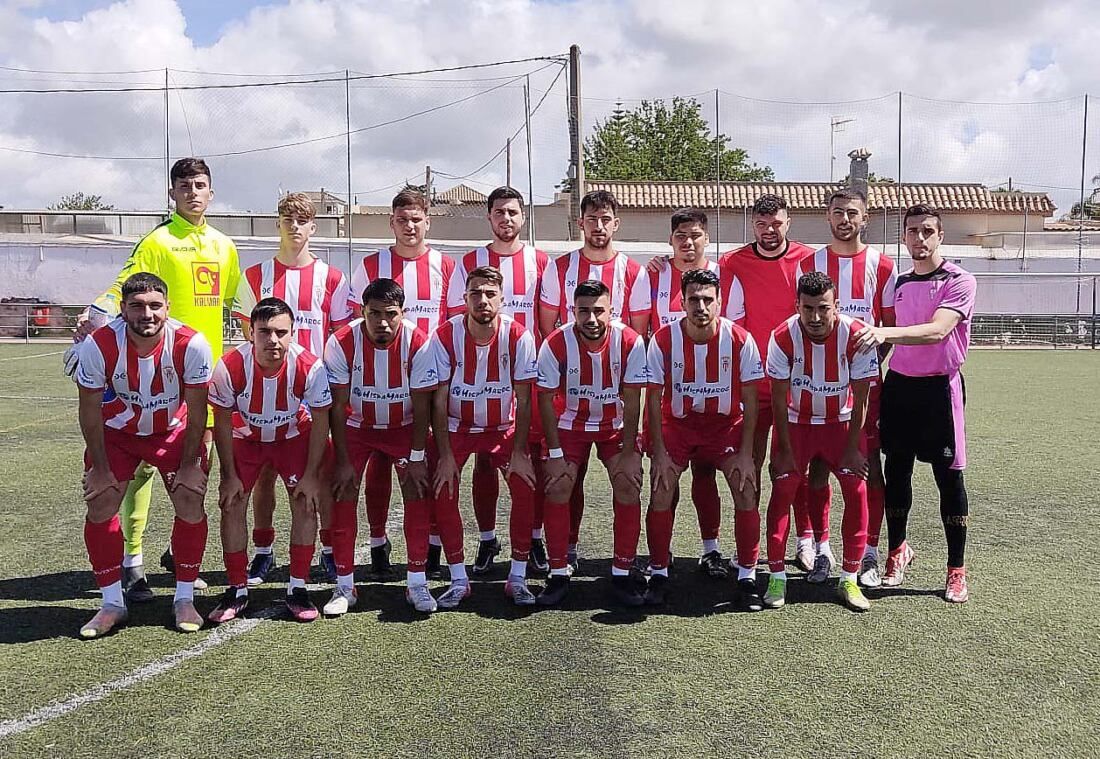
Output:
[48,192,115,211]
[584,97,773,182]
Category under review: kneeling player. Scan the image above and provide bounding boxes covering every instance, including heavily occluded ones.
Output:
[325,278,437,613]
[536,280,649,607]
[431,266,540,607]
[75,273,213,637]
[207,298,332,623]
[763,272,878,612]
[645,269,764,608]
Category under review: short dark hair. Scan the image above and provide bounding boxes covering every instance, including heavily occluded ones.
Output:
[487,186,525,213]
[467,265,503,290]
[121,272,168,302]
[680,268,720,297]
[362,277,405,307]
[827,188,867,209]
[580,189,619,216]
[670,207,708,231]
[170,157,211,186]
[903,203,943,231]
[752,193,788,216]
[251,297,294,324]
[391,189,428,213]
[573,279,609,301]
[797,271,837,299]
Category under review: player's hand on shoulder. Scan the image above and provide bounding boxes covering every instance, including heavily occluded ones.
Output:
[82,466,121,502]
[645,255,669,275]
[856,325,886,353]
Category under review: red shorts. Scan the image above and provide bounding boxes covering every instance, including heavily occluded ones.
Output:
[87,424,210,484]
[863,382,881,449]
[553,427,628,467]
[657,417,742,469]
[445,427,516,470]
[233,434,312,492]
[786,422,866,475]
[345,424,414,475]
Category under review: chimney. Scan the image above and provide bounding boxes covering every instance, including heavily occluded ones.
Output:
[848,148,871,200]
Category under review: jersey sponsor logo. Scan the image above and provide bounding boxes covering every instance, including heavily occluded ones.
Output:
[845,302,872,316]
[567,386,620,402]
[240,410,300,427]
[352,387,410,402]
[501,297,534,311]
[672,382,727,397]
[192,262,222,306]
[790,376,846,395]
[450,385,511,400]
[115,390,176,410]
[296,313,323,327]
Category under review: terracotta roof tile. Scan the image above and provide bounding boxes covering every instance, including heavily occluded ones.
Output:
[436,183,488,205]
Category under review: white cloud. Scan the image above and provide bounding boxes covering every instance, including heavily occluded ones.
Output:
[1,0,1099,215]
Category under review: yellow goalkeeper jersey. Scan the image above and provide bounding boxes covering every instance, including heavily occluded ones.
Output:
[94,212,240,360]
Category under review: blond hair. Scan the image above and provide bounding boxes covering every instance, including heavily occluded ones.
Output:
[278,192,316,220]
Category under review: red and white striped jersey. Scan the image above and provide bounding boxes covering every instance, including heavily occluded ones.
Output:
[209,342,331,442]
[539,250,648,326]
[647,318,763,423]
[766,313,880,425]
[347,247,455,335]
[797,246,897,326]
[642,257,721,333]
[430,314,538,434]
[233,257,352,357]
[537,322,648,433]
[76,318,212,436]
[447,245,549,335]
[323,319,438,430]
[721,241,815,353]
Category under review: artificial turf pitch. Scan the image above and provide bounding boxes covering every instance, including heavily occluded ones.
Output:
[0,345,1098,758]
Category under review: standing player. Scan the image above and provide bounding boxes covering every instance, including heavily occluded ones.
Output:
[536,280,649,607]
[207,298,332,623]
[539,190,648,568]
[719,194,817,572]
[347,189,454,579]
[446,187,550,576]
[645,269,763,608]
[325,279,437,614]
[75,273,213,637]
[797,189,896,586]
[430,266,540,607]
[232,192,352,586]
[762,272,878,612]
[855,204,976,603]
[69,157,239,602]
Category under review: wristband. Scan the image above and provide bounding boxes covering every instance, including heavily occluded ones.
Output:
[408,449,426,463]
[548,447,564,460]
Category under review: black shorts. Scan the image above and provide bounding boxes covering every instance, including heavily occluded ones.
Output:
[880,369,968,470]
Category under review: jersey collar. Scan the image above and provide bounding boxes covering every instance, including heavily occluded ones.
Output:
[170,211,207,233]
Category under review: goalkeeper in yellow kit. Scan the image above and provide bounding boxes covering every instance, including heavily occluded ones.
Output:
[70,157,240,601]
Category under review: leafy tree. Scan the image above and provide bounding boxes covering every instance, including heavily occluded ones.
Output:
[584,97,773,182]
[48,192,115,211]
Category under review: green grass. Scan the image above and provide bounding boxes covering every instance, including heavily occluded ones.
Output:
[1,346,1098,758]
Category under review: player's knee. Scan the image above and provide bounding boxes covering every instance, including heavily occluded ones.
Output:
[614,481,641,504]
[546,479,573,503]
[85,498,120,523]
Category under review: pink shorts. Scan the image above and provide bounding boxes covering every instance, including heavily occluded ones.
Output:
[785,422,866,475]
[657,417,743,469]
[87,424,210,484]
[233,434,314,492]
[346,425,415,475]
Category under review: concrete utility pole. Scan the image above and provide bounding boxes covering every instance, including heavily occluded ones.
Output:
[424,165,432,210]
[506,138,512,187]
[568,44,584,241]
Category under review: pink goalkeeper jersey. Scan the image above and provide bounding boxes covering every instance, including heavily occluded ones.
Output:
[208,342,331,442]
[766,314,880,425]
[889,261,977,377]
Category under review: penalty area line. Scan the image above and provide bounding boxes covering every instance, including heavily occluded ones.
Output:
[0,350,66,362]
[0,607,279,742]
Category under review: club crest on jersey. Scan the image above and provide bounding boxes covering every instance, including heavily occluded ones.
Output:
[721,357,731,373]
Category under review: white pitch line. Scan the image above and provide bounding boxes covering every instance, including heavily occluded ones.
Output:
[0,607,278,742]
[0,396,77,402]
[0,350,66,362]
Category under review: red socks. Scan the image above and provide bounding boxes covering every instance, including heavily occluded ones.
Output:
[171,516,208,583]
[224,550,248,588]
[472,458,500,533]
[289,542,315,581]
[612,501,641,572]
[792,480,814,541]
[331,499,358,577]
[507,474,534,562]
[837,474,868,574]
[364,452,393,540]
[431,489,466,565]
[646,508,674,571]
[84,515,123,588]
[568,480,585,546]
[252,527,275,550]
[733,507,761,569]
[403,498,431,572]
[691,467,722,541]
[766,474,803,573]
[544,500,571,570]
[807,484,832,543]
